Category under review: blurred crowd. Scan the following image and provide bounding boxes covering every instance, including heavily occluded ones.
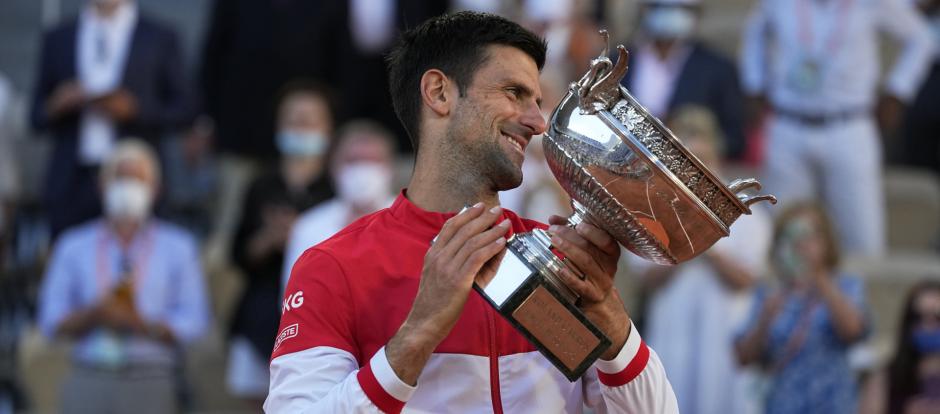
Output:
[0,0,938,413]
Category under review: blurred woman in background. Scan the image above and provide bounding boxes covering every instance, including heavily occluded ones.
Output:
[227,81,335,408]
[887,280,940,414]
[735,202,869,413]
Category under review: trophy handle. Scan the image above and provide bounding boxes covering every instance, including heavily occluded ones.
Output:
[738,194,778,208]
[728,178,762,193]
[574,31,630,114]
[728,178,777,210]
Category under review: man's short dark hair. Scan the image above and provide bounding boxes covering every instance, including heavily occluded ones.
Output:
[386,11,547,152]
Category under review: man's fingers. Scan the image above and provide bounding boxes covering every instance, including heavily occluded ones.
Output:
[459,233,507,282]
[547,216,619,257]
[573,222,619,256]
[549,225,609,276]
[433,202,485,248]
[454,219,510,275]
[438,205,503,259]
[557,266,604,303]
[474,249,507,288]
[548,215,568,226]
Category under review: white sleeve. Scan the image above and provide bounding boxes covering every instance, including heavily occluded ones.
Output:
[740,0,773,96]
[265,346,416,414]
[583,322,679,414]
[877,0,937,101]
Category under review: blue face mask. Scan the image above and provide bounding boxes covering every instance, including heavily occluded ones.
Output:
[276,130,328,157]
[644,6,696,40]
[912,327,940,354]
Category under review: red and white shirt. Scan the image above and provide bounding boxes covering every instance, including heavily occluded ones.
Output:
[266,192,679,413]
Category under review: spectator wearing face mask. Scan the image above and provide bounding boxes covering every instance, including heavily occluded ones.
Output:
[36,139,210,414]
[886,280,940,414]
[619,0,747,160]
[735,202,870,414]
[281,120,396,290]
[226,82,335,407]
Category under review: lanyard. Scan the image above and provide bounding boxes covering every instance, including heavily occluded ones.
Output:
[94,223,154,294]
[797,0,853,57]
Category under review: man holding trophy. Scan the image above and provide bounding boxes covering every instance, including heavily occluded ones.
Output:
[268,10,773,413]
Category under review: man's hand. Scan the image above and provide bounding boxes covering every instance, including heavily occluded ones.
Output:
[547,215,630,360]
[877,94,904,135]
[46,80,85,119]
[92,89,139,122]
[94,293,145,332]
[386,203,509,385]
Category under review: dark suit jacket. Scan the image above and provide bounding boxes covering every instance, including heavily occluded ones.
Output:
[621,42,746,160]
[199,0,339,159]
[30,15,190,238]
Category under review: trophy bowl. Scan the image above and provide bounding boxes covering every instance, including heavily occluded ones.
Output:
[543,32,776,265]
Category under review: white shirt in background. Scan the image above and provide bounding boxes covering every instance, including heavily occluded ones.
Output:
[350,0,396,53]
[740,0,936,113]
[630,42,692,119]
[76,2,137,164]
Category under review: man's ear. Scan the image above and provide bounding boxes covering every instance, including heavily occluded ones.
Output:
[420,69,455,117]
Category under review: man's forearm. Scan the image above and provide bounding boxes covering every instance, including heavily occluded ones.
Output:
[55,307,100,338]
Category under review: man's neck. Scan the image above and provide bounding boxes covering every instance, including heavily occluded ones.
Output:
[93,2,123,19]
[406,149,500,213]
[109,218,141,247]
[651,39,679,61]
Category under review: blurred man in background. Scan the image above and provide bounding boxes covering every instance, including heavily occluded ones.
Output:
[620,0,746,160]
[37,139,210,414]
[740,0,935,256]
[901,0,940,175]
[633,106,772,414]
[281,119,397,289]
[30,0,190,240]
[227,82,335,408]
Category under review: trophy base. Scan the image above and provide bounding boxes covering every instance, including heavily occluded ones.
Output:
[474,230,611,381]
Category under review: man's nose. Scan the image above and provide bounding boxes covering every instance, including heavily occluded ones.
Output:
[520,101,547,136]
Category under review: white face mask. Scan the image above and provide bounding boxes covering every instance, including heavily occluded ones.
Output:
[104,178,152,221]
[336,162,392,208]
[277,130,328,157]
[644,7,696,40]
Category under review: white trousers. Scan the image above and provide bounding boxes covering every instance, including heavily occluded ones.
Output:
[763,115,886,256]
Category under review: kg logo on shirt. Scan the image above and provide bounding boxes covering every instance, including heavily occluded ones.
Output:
[282,291,304,314]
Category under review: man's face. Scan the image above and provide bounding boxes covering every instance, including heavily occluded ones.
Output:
[112,159,156,190]
[334,134,393,172]
[444,45,546,191]
[279,94,332,134]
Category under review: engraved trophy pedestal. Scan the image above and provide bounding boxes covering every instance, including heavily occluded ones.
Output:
[473,207,610,381]
[474,31,777,381]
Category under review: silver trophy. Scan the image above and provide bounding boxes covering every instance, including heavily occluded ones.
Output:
[474,31,777,381]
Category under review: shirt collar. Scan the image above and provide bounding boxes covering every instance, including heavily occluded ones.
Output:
[388,189,457,239]
[387,189,532,240]
[98,217,155,250]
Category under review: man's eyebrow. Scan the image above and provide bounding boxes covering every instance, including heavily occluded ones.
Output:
[504,80,542,107]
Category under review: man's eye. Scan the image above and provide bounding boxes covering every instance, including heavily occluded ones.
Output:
[506,88,520,98]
